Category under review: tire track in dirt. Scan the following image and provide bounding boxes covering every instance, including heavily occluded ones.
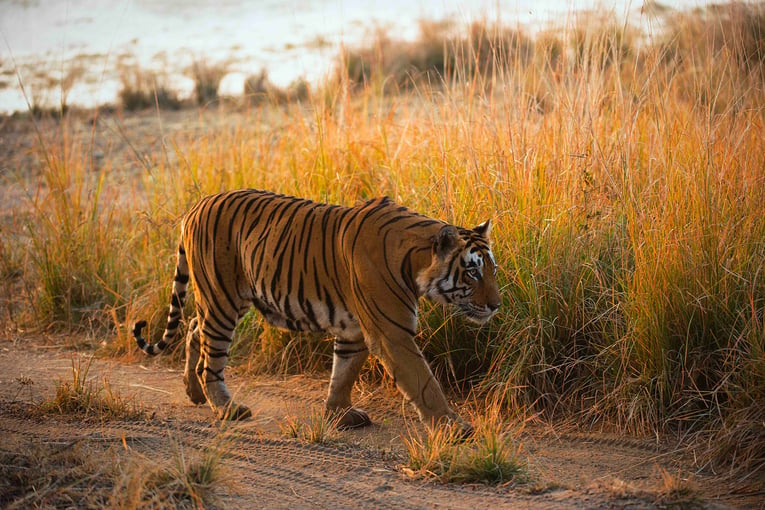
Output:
[0,343,750,509]
[0,412,585,509]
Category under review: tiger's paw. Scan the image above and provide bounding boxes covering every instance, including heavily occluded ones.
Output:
[329,407,372,430]
[456,421,474,441]
[183,374,207,405]
[435,414,474,442]
[217,402,252,421]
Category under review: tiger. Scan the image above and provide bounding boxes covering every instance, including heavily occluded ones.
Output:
[133,189,500,433]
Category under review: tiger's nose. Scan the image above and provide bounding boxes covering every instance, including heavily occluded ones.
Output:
[487,300,501,312]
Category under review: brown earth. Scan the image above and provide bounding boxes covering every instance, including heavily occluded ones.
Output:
[0,336,759,509]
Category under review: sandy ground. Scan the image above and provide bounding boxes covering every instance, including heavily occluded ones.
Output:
[0,336,759,509]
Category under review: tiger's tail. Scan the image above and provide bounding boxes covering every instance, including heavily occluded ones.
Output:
[133,244,190,355]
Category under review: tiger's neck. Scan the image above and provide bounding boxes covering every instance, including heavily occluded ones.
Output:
[406,226,444,299]
[352,198,443,299]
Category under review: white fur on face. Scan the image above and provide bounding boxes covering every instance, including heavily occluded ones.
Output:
[466,251,484,268]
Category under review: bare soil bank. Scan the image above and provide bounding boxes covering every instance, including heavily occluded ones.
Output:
[1,336,759,509]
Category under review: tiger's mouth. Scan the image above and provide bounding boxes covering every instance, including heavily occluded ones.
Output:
[459,304,496,324]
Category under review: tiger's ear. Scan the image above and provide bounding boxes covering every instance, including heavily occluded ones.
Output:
[434,225,460,259]
[473,219,492,238]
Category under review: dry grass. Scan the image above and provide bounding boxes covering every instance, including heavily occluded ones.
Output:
[34,357,146,421]
[280,407,340,444]
[190,59,228,106]
[0,437,228,509]
[118,63,181,111]
[402,410,528,484]
[3,2,764,483]
[601,468,702,508]
[229,310,332,375]
[0,440,115,508]
[112,441,227,509]
[653,467,701,507]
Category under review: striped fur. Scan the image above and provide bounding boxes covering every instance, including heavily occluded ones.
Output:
[133,189,500,429]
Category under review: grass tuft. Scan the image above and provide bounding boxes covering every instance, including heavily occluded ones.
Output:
[653,467,701,508]
[280,408,340,444]
[0,435,229,509]
[113,441,226,509]
[35,357,145,420]
[402,412,528,484]
[0,440,113,508]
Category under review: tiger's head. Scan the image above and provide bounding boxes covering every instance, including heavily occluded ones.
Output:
[416,220,501,324]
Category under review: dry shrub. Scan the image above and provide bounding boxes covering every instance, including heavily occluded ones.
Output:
[119,64,181,111]
[340,19,533,92]
[244,70,310,105]
[190,60,228,105]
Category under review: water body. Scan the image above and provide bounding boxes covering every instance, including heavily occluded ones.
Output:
[0,0,707,113]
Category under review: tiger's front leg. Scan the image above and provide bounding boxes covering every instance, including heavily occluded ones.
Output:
[370,332,471,435]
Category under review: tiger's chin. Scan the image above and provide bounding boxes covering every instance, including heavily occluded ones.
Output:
[459,306,496,325]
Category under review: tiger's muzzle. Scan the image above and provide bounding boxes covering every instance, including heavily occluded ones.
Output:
[460,301,500,324]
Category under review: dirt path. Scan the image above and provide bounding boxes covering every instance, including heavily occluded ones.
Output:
[0,338,754,509]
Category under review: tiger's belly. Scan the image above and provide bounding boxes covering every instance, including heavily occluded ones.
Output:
[249,294,361,339]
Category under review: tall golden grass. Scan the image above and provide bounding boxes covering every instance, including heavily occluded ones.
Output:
[3,3,763,480]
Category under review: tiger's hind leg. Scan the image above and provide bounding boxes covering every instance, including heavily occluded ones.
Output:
[197,312,251,420]
[326,334,371,429]
[183,317,206,405]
